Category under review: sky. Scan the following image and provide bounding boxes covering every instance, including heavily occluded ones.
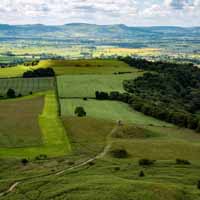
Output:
[0,0,199,26]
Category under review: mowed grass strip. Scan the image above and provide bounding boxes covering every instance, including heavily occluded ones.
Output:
[57,73,142,98]
[0,91,71,158]
[39,91,71,150]
[0,96,44,148]
[60,99,172,127]
[0,77,55,96]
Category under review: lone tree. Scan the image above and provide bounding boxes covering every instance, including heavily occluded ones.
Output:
[7,88,16,98]
[74,106,86,117]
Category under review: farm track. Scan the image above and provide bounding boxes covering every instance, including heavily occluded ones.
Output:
[0,125,118,198]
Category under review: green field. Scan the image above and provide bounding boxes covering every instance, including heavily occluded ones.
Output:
[1,57,200,200]
[0,59,137,78]
[0,91,71,158]
[0,77,55,96]
[57,73,142,98]
[0,96,44,148]
[60,99,172,127]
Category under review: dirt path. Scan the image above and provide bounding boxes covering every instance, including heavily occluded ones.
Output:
[56,125,118,175]
[0,182,20,197]
[0,125,118,197]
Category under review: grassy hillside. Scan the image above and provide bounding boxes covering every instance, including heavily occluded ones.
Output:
[1,57,200,199]
[1,117,200,199]
[60,99,172,127]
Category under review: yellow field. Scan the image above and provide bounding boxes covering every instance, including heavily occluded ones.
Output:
[93,47,160,57]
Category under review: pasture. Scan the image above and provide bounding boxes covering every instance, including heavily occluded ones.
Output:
[60,99,171,127]
[0,77,55,96]
[57,73,142,98]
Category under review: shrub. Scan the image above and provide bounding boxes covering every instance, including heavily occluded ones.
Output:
[7,88,16,98]
[67,161,75,165]
[197,181,200,189]
[176,159,191,165]
[139,159,155,166]
[21,158,29,166]
[23,68,55,78]
[88,161,95,166]
[95,91,109,100]
[139,170,145,177]
[35,154,47,160]
[110,148,128,158]
[83,97,88,101]
[74,106,86,117]
[114,167,120,171]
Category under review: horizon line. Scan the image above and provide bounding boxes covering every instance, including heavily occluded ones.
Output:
[0,23,199,28]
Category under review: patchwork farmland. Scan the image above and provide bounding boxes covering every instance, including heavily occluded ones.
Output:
[1,59,200,200]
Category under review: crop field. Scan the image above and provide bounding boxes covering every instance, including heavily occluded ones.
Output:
[0,77,55,96]
[0,96,44,148]
[0,91,71,158]
[57,73,142,98]
[93,47,161,57]
[60,99,171,127]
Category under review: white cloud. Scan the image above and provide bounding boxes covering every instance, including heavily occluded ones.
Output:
[0,0,199,26]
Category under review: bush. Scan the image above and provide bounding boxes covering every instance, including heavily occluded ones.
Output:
[83,97,88,101]
[74,106,86,117]
[139,159,155,166]
[176,159,191,165]
[23,68,55,78]
[7,88,16,98]
[139,170,145,177]
[35,154,47,160]
[95,91,109,100]
[114,167,120,171]
[110,148,128,158]
[21,158,29,166]
[197,181,200,189]
[88,161,95,166]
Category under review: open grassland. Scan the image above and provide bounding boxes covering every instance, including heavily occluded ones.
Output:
[57,73,142,98]
[63,117,115,158]
[1,160,200,200]
[0,77,55,96]
[0,59,135,78]
[60,99,172,127]
[0,96,44,148]
[0,91,71,158]
[1,117,200,199]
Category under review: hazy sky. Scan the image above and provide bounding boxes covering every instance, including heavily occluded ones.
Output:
[0,0,199,26]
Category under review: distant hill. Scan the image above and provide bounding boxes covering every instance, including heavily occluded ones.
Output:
[0,23,199,40]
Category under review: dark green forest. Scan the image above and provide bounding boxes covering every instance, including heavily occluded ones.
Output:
[120,57,200,131]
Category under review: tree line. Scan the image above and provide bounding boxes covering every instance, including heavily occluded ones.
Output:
[95,57,200,131]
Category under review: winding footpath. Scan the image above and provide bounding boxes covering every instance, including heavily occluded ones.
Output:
[0,125,118,198]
